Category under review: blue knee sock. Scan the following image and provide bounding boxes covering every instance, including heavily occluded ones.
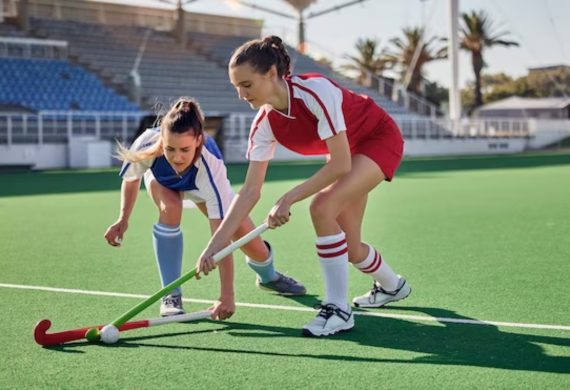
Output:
[246,241,276,283]
[153,223,183,294]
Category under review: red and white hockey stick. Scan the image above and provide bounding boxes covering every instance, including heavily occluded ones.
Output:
[34,310,212,346]
[34,222,270,346]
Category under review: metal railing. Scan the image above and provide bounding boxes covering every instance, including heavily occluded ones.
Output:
[2,112,569,159]
[224,114,538,143]
[368,73,441,118]
[0,111,146,147]
[0,36,68,59]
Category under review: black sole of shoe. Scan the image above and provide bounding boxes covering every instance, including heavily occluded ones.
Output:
[301,326,354,337]
[257,285,307,296]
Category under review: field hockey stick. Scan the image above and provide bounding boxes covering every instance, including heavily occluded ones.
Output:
[106,223,269,328]
[34,310,212,346]
[34,222,269,345]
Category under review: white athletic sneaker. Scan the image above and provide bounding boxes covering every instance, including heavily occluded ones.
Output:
[352,277,411,308]
[160,292,185,317]
[302,303,354,337]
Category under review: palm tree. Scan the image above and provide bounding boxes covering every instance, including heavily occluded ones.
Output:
[342,38,389,85]
[384,27,447,94]
[460,10,519,108]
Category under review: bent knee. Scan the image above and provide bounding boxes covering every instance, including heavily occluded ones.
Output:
[309,193,342,220]
[151,187,183,225]
[157,197,182,214]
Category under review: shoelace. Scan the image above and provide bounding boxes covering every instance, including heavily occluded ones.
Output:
[312,303,351,322]
[313,304,336,320]
[163,296,182,307]
[368,282,400,303]
[277,274,297,285]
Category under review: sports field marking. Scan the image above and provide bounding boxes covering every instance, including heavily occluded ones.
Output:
[2,283,570,331]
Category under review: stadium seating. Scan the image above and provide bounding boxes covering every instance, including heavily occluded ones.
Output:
[31,18,251,113]
[0,22,28,37]
[2,17,445,141]
[29,18,426,117]
[0,57,139,111]
[188,31,415,116]
[187,31,446,137]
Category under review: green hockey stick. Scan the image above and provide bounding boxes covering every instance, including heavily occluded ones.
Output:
[88,222,269,343]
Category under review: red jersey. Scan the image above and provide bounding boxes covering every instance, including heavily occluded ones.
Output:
[246,74,395,161]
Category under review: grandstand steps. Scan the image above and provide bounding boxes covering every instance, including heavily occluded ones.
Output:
[3,16,434,119]
[17,23,136,109]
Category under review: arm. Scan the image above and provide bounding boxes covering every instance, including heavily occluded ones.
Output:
[282,76,352,205]
[119,179,141,221]
[208,218,234,298]
[104,178,141,247]
[211,161,269,244]
[107,128,155,246]
[267,132,351,228]
[283,132,351,205]
[197,161,268,273]
[205,217,237,321]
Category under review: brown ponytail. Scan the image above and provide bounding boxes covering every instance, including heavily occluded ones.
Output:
[116,97,205,164]
[229,35,291,78]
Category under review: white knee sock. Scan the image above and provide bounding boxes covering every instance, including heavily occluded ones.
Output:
[352,243,399,291]
[316,231,349,311]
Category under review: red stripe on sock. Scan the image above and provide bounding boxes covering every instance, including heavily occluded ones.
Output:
[316,239,347,250]
[318,247,348,258]
[362,251,382,273]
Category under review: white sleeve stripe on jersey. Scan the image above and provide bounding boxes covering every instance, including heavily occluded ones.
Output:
[291,82,337,135]
[247,109,268,160]
[200,155,224,219]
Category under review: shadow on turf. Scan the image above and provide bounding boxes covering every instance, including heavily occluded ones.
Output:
[3,152,570,197]
[85,306,570,374]
[40,328,219,353]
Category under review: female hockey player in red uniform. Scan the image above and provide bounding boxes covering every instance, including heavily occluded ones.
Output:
[198,36,411,337]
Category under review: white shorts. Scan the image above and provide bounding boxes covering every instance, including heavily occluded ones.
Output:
[143,169,236,220]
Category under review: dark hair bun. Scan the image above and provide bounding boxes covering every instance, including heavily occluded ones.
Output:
[230,35,291,78]
[263,35,283,48]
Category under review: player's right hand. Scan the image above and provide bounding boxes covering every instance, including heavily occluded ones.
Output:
[104,219,128,247]
[195,244,220,279]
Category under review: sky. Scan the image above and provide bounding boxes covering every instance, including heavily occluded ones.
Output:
[93,0,570,89]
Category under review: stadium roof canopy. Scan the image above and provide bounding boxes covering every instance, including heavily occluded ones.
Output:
[477,96,570,111]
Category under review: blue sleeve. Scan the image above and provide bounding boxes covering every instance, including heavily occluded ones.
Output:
[203,133,223,160]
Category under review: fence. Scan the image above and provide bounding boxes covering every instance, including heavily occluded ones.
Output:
[0,111,145,146]
[1,112,569,167]
[224,114,538,142]
[0,36,67,59]
[3,112,568,146]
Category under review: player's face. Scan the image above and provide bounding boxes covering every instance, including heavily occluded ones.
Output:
[162,130,202,173]
[229,63,274,109]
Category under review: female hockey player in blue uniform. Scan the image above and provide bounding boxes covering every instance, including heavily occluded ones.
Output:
[104,98,305,320]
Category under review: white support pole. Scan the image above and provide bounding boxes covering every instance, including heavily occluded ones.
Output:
[447,0,461,121]
[7,115,12,147]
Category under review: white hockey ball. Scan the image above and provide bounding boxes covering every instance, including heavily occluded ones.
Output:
[100,325,120,344]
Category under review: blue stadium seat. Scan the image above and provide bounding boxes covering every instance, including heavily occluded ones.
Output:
[0,57,140,112]
[2,18,433,121]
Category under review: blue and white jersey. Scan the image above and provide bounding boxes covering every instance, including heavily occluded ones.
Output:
[119,127,233,219]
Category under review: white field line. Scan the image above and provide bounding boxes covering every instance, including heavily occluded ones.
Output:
[2,283,570,331]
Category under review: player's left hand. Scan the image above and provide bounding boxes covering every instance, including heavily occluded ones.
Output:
[209,296,235,321]
[267,195,291,229]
